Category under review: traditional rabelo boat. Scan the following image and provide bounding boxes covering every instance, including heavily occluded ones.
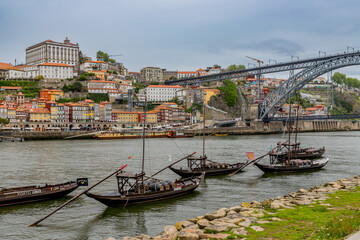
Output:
[254,101,329,173]
[269,104,325,161]
[86,98,204,207]
[254,157,329,173]
[94,131,168,140]
[0,181,78,207]
[169,105,247,178]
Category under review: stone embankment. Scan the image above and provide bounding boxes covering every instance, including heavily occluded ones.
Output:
[113,175,360,240]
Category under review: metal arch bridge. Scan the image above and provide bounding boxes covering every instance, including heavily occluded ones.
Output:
[258,52,360,121]
[165,52,359,86]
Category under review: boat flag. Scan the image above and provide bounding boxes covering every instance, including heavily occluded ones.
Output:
[246,152,255,161]
[76,178,88,186]
[128,154,134,159]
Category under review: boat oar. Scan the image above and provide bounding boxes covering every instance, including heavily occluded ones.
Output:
[145,152,196,179]
[228,146,281,177]
[28,164,128,227]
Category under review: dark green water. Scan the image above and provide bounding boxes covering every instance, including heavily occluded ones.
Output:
[0,131,359,239]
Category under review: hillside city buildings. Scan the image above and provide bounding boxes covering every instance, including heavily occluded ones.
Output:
[0,37,345,131]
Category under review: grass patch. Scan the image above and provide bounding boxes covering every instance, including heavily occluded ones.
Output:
[243,187,360,240]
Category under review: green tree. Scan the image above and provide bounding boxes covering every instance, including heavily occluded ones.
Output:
[219,80,237,106]
[72,81,83,92]
[86,93,109,103]
[332,72,346,85]
[147,102,155,111]
[227,64,246,71]
[96,51,115,63]
[79,75,87,81]
[0,117,9,125]
[79,50,86,64]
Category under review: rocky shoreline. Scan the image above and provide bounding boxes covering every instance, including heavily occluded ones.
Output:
[109,175,360,240]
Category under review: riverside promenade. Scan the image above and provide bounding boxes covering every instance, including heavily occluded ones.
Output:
[116,175,360,240]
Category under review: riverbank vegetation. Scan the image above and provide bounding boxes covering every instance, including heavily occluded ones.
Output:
[224,187,360,240]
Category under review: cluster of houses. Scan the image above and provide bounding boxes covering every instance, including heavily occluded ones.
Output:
[0,89,112,124]
[0,87,201,130]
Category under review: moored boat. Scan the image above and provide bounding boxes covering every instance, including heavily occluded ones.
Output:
[86,94,204,207]
[254,158,329,173]
[169,156,246,177]
[86,172,204,207]
[169,104,247,178]
[95,131,168,140]
[0,181,78,207]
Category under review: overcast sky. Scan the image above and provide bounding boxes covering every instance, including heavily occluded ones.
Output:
[1,0,360,77]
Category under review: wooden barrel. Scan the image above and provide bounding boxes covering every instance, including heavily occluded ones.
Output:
[156,183,164,191]
[162,182,170,190]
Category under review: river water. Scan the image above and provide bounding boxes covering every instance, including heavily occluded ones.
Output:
[0,131,359,239]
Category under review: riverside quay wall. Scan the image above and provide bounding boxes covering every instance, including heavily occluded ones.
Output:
[0,120,359,140]
[184,120,360,135]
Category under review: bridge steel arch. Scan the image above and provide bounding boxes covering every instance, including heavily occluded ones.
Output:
[258,53,360,121]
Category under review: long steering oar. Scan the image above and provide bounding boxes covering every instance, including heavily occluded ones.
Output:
[28,164,128,227]
[228,145,281,177]
[144,152,196,180]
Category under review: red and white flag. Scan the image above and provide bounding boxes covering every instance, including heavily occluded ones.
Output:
[246,152,255,161]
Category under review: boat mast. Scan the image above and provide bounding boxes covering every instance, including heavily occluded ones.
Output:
[294,102,300,151]
[288,95,292,162]
[203,101,206,159]
[142,91,147,174]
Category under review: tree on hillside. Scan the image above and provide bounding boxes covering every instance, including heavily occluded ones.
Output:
[219,79,237,106]
[96,51,116,63]
[332,72,346,85]
[72,81,83,92]
[0,117,9,125]
[227,64,246,71]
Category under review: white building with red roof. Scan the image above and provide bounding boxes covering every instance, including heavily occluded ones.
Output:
[0,63,25,79]
[145,85,184,102]
[26,37,79,66]
[38,62,74,80]
[87,80,118,94]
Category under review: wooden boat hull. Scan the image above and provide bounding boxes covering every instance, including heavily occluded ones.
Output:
[0,181,78,207]
[254,158,329,173]
[167,135,194,138]
[95,133,168,140]
[86,175,204,207]
[169,163,245,178]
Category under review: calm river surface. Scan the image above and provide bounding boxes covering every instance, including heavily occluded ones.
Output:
[0,131,359,239]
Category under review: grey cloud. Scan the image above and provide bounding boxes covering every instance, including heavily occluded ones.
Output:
[250,39,304,56]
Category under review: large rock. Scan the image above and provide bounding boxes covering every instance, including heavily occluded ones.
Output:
[232,227,248,236]
[237,218,251,227]
[136,234,152,240]
[199,233,230,239]
[250,226,264,232]
[270,201,286,209]
[178,229,201,240]
[229,206,243,212]
[160,225,178,240]
[197,219,211,229]
[204,224,230,233]
[204,209,227,221]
